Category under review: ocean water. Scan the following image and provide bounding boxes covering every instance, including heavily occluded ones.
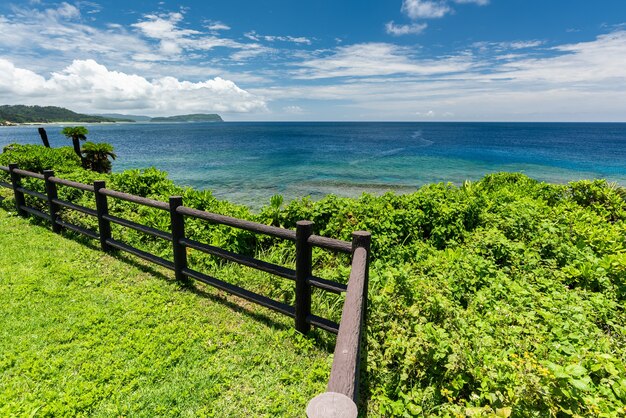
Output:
[1,122,625,208]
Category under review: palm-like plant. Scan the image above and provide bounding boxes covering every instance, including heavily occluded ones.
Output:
[61,126,88,159]
[81,142,116,174]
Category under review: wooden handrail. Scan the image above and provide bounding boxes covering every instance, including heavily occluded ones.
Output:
[49,176,95,192]
[177,205,298,241]
[0,164,372,416]
[100,187,169,211]
[13,168,44,180]
[307,231,371,418]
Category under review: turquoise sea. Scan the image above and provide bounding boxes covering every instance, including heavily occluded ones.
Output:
[1,122,625,208]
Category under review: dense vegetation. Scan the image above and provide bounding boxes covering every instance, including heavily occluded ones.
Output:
[0,105,129,123]
[150,114,223,123]
[1,144,625,417]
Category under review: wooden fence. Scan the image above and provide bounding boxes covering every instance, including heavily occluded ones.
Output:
[0,164,371,417]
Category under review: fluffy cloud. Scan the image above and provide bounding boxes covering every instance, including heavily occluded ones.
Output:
[391,0,490,33]
[0,59,267,115]
[388,0,489,36]
[0,3,274,75]
[0,4,155,67]
[206,21,231,32]
[131,12,260,58]
[401,0,450,19]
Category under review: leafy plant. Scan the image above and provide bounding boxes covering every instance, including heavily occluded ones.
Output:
[61,126,88,160]
[81,141,116,173]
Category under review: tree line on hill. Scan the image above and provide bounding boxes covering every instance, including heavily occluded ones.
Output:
[0,105,129,124]
[0,105,223,124]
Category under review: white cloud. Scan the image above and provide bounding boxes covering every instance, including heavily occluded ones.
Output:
[507,40,544,49]
[54,2,81,19]
[254,30,626,121]
[416,110,436,117]
[132,12,201,56]
[401,0,450,19]
[0,4,156,65]
[206,21,230,31]
[283,105,304,114]
[131,13,274,61]
[244,31,312,45]
[293,43,473,79]
[385,21,428,36]
[1,2,625,121]
[397,0,490,25]
[0,58,48,96]
[0,3,275,74]
[0,58,267,115]
[495,31,626,84]
[473,40,544,52]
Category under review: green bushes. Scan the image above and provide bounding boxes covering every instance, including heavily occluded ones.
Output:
[1,145,625,416]
[0,143,82,173]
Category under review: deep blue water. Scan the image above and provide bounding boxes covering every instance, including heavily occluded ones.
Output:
[1,122,625,207]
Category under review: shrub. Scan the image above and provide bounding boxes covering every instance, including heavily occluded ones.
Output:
[1,146,625,416]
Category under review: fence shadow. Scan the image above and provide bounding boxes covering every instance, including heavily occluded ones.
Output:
[112,250,297,335]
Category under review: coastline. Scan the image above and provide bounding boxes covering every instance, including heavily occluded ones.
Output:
[1,122,625,210]
[0,121,136,126]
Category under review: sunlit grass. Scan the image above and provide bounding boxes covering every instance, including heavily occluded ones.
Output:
[0,210,330,416]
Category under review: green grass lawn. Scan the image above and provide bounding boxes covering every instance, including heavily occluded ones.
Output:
[0,210,330,417]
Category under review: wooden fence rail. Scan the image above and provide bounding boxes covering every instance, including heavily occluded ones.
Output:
[0,163,371,417]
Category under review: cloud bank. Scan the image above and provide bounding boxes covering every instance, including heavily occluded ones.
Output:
[0,59,267,115]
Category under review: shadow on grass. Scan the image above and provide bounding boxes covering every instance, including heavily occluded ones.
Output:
[8,208,339,354]
[111,251,338,352]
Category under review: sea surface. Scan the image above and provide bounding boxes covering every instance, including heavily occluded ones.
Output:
[1,122,625,208]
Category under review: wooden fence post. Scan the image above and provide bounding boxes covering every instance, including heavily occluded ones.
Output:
[8,163,26,217]
[94,180,111,251]
[351,231,371,306]
[351,230,371,404]
[43,170,61,233]
[169,196,188,283]
[295,220,314,334]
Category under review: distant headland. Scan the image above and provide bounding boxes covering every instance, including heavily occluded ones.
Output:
[0,105,129,124]
[0,105,223,125]
[149,114,223,123]
[96,112,223,123]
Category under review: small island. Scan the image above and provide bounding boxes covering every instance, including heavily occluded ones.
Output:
[150,113,223,123]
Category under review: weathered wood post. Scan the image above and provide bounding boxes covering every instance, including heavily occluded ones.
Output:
[306,230,371,418]
[43,170,61,233]
[295,220,314,334]
[349,230,371,406]
[351,231,371,322]
[169,196,188,283]
[38,127,50,148]
[94,180,111,251]
[8,164,26,217]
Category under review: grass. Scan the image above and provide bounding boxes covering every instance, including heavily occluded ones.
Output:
[0,209,331,417]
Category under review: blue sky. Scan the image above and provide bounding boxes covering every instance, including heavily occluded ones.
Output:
[0,0,625,121]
